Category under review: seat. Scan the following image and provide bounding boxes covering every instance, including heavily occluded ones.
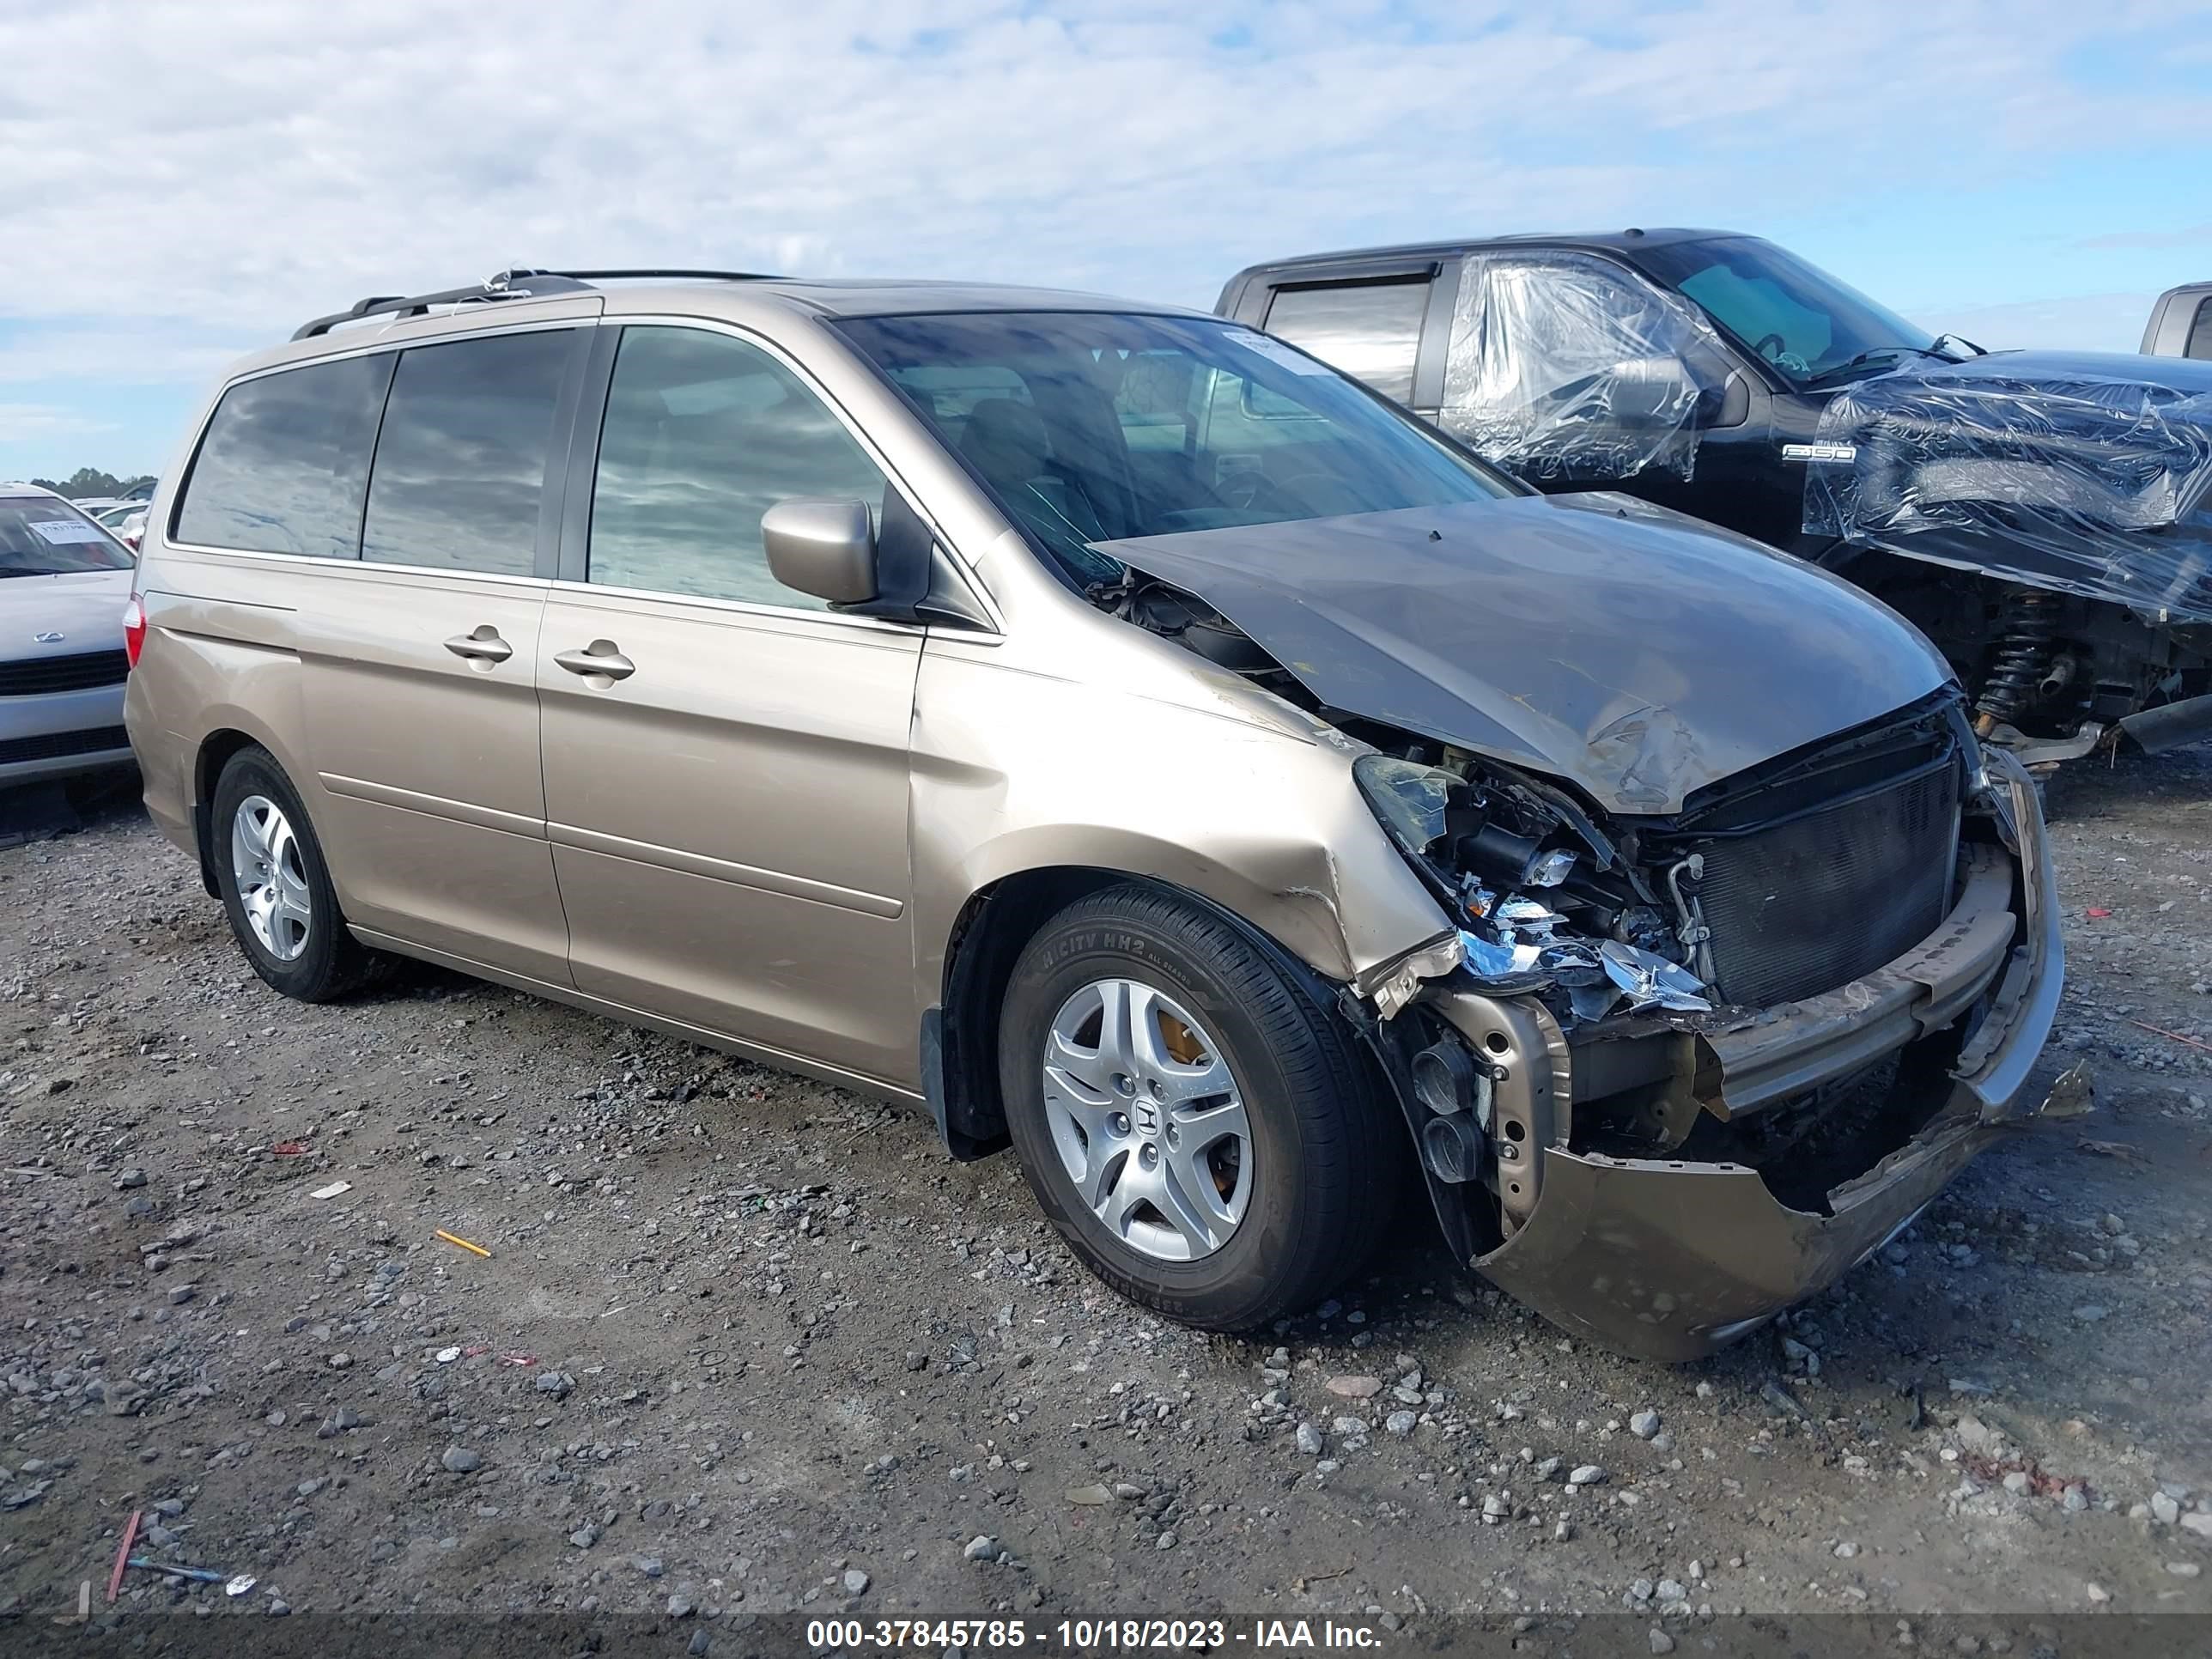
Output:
[957,397,1109,543]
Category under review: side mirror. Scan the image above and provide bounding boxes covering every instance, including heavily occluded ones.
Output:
[761,499,878,606]
[1607,356,1701,424]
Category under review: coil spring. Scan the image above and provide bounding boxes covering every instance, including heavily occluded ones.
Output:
[1973,589,2061,731]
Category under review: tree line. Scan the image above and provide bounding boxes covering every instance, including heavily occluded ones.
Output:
[26,467,158,498]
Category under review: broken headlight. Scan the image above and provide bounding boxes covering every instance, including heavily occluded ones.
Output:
[1352,753,1455,861]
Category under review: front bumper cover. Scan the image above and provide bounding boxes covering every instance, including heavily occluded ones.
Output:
[1441,749,2067,1362]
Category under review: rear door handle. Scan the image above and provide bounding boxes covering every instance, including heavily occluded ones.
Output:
[554,641,636,681]
[443,626,514,665]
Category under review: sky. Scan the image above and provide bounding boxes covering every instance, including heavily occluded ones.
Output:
[4,0,2211,483]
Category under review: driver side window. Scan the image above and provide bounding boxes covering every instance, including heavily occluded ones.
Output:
[1439,252,1711,482]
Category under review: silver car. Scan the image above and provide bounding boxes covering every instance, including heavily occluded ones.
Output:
[2,485,137,786]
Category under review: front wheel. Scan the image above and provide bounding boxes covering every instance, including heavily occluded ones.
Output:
[997,884,1399,1331]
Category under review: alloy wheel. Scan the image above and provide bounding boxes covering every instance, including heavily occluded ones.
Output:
[1039,978,1253,1261]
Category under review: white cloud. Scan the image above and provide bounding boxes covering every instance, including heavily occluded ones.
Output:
[0,404,115,442]
[3,0,2207,344]
[1915,293,2164,354]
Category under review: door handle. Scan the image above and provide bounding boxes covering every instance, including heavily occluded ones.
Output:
[554,641,636,682]
[443,626,514,665]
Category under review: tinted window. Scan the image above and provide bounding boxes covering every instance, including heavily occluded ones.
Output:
[175,354,394,557]
[837,311,1512,586]
[361,330,571,575]
[1,497,137,574]
[2188,299,2212,362]
[587,326,887,608]
[1261,281,1430,404]
[1640,236,1938,383]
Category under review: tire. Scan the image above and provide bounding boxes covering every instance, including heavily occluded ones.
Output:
[210,746,386,1002]
[997,883,1399,1331]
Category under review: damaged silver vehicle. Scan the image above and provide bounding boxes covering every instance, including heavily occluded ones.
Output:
[131,273,2066,1361]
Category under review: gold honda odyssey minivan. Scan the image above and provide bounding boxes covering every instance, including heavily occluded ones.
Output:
[126,269,2069,1358]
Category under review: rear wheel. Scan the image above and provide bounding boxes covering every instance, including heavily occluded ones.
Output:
[998,884,1398,1331]
[210,747,386,1001]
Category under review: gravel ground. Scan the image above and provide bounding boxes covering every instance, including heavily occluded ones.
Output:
[2,749,2209,1644]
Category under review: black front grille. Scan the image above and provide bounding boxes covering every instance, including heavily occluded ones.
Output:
[0,726,131,766]
[1696,756,1960,1007]
[0,650,130,696]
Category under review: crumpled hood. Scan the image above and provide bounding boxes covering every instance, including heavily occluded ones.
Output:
[1,568,132,656]
[1093,493,1954,814]
[1807,349,2212,622]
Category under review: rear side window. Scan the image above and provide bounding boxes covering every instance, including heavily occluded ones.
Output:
[586,325,887,608]
[174,354,395,558]
[362,330,573,576]
[1261,280,1430,404]
[2189,298,2212,361]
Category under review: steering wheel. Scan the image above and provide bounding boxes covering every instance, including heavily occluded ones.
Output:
[1753,332,1789,362]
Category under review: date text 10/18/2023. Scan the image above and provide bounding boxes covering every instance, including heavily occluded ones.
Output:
[805,1618,1389,1650]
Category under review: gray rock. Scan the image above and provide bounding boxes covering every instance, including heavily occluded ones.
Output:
[668,1592,695,1618]
[1834,1540,1859,1559]
[1649,1630,1676,1655]
[963,1535,997,1563]
[2179,1512,2212,1540]
[688,1630,712,1657]
[295,1479,325,1498]
[1156,1530,1178,1551]
[441,1446,482,1474]
[1385,1411,1418,1437]
[2153,1492,2181,1525]
[1295,1422,1323,1456]
[843,1568,870,1595]
[569,1522,600,1548]
[116,1170,147,1189]
[635,1556,664,1578]
[1630,1411,1662,1439]
[536,1370,573,1397]
[2168,1563,2203,1579]
[1568,1465,1606,1486]
[166,1284,196,1305]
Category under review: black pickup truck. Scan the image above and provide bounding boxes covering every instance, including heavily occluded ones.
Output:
[1218,231,2212,763]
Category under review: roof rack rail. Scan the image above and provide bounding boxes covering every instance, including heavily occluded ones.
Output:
[291,267,780,342]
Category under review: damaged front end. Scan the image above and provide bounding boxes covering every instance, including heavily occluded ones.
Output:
[1345,695,2069,1361]
[1808,350,2212,763]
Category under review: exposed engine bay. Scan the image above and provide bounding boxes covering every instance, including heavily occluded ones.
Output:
[1072,497,2066,1359]
[1097,558,2010,1253]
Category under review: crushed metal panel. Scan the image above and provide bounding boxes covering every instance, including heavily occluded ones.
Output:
[1091,495,1953,814]
[1805,349,2212,623]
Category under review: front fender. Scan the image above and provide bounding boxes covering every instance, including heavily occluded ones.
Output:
[908,647,1449,1008]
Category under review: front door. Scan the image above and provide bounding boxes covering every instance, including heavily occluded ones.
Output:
[538,322,923,1084]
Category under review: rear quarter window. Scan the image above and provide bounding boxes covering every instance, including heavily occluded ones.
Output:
[1261,280,1430,404]
[174,353,396,558]
[2188,298,2212,361]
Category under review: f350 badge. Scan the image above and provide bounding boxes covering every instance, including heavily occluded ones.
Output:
[1783,442,1856,462]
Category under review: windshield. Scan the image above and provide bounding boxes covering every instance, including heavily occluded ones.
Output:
[0,497,137,576]
[836,311,1517,585]
[1638,236,1941,386]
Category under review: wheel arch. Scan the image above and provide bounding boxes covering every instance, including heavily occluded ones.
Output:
[921,865,1375,1162]
[190,726,288,897]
